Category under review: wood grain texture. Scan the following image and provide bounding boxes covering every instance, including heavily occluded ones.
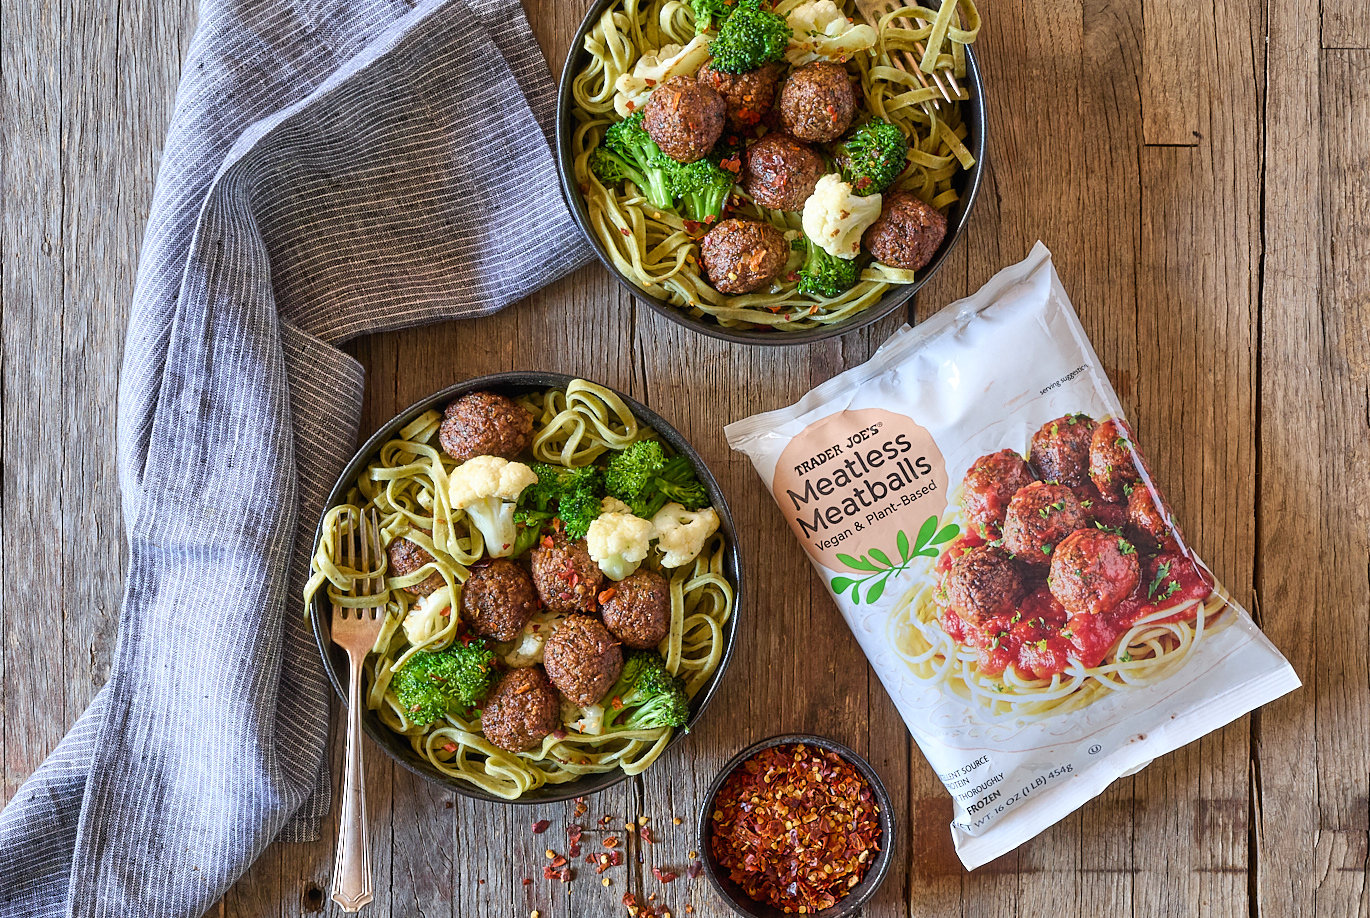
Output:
[3,0,1366,915]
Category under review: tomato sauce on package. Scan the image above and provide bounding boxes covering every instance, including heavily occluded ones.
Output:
[725,243,1300,868]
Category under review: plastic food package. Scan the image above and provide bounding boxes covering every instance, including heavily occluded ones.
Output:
[725,243,1300,868]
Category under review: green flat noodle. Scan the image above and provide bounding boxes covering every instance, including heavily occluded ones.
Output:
[303,380,736,799]
[570,0,981,332]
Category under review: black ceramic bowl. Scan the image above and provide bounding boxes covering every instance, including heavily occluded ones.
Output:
[309,372,744,803]
[555,0,987,346]
[698,734,896,917]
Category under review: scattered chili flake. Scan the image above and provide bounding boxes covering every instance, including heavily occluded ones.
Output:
[652,866,679,884]
[441,742,457,754]
[639,825,656,844]
[543,866,559,880]
[552,729,568,741]
[575,797,589,818]
[603,836,620,849]
[552,856,567,869]
[531,819,551,835]
[686,861,702,879]
[522,878,533,886]
[707,743,882,914]
[540,535,554,549]
[598,587,617,604]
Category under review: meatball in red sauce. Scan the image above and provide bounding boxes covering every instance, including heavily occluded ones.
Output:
[1127,485,1180,553]
[1028,413,1097,486]
[960,449,1037,538]
[1048,529,1141,616]
[1088,419,1143,502]
[946,546,1025,625]
[1002,481,1088,566]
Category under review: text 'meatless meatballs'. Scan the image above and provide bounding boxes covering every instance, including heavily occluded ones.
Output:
[529,532,604,615]
[742,134,826,212]
[700,218,789,294]
[863,192,949,272]
[960,449,1036,538]
[480,667,561,754]
[778,61,857,143]
[697,59,785,129]
[1089,418,1144,502]
[643,76,727,163]
[387,533,445,596]
[600,568,671,649]
[542,615,624,707]
[1048,529,1142,616]
[1002,481,1088,566]
[1028,413,1097,486]
[460,559,539,642]
[947,546,1025,625]
[439,390,533,462]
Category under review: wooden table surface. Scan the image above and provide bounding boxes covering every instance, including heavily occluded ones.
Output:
[4,0,1367,915]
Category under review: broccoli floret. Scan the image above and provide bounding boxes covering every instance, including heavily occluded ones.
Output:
[835,118,909,196]
[392,641,499,726]
[589,145,641,188]
[709,0,792,73]
[671,157,735,226]
[604,650,690,731]
[691,0,738,32]
[605,441,710,519]
[793,235,860,299]
[602,113,678,211]
[516,463,604,540]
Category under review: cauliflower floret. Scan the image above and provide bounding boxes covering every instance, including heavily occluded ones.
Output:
[785,0,878,65]
[586,497,656,581]
[613,35,712,118]
[448,456,538,559]
[801,174,882,259]
[501,612,566,667]
[569,703,606,736]
[402,587,454,646]
[651,503,720,568]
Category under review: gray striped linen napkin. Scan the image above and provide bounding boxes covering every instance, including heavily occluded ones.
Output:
[0,0,589,914]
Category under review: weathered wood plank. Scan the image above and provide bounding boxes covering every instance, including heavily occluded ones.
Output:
[1324,1,1370,50]
[1141,0,1209,146]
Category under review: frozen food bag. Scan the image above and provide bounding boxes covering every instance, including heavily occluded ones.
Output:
[724,242,1300,869]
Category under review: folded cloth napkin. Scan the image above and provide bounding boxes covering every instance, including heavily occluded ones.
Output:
[0,0,589,914]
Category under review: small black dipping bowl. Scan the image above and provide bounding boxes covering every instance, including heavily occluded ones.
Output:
[698,733,896,917]
[554,0,987,346]
[308,372,743,804]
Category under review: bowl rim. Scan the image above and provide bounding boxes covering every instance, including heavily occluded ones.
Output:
[696,732,897,917]
[553,0,987,347]
[308,371,745,804]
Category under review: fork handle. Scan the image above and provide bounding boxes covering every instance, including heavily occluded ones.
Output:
[332,648,373,912]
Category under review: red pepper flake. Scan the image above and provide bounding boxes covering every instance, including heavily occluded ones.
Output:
[552,729,568,740]
[706,743,881,913]
[598,587,617,604]
[543,866,559,880]
[522,878,533,886]
[551,856,567,869]
[639,825,656,844]
[687,861,702,879]
[652,866,678,884]
[610,695,624,710]
[603,836,620,849]
[532,819,551,835]
[441,742,457,754]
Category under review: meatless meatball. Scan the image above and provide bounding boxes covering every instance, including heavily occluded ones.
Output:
[699,218,789,293]
[697,59,785,129]
[778,61,857,142]
[1028,413,1097,486]
[481,667,560,753]
[1089,419,1143,502]
[862,192,948,272]
[529,532,604,614]
[543,614,624,707]
[1127,485,1181,553]
[600,569,671,649]
[946,546,1025,625]
[643,76,727,163]
[960,449,1037,538]
[1002,481,1089,566]
[439,390,533,462]
[741,133,826,212]
[1074,482,1128,531]
[460,559,540,642]
[1048,529,1141,616]
[387,534,444,596]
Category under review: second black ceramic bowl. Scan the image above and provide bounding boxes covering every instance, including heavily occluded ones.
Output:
[698,733,897,917]
[555,0,987,346]
[308,372,744,804]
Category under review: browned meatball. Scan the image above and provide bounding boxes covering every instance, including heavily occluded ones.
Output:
[387,534,444,596]
[1028,413,1097,486]
[480,667,560,753]
[946,546,1025,625]
[1002,481,1088,566]
[741,134,826,211]
[643,76,727,163]
[862,192,948,272]
[1089,419,1143,502]
[1127,485,1180,553]
[1048,529,1141,616]
[543,615,624,707]
[778,61,857,143]
[600,569,671,649]
[699,218,789,293]
[460,559,539,641]
[439,391,533,462]
[529,532,604,614]
[960,449,1037,538]
[697,59,786,129]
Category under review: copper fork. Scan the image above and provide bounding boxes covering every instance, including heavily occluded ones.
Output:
[329,508,385,912]
[854,0,963,107]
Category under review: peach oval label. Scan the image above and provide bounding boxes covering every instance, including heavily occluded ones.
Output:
[772,409,948,573]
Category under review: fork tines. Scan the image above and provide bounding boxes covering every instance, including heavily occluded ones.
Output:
[855,0,963,107]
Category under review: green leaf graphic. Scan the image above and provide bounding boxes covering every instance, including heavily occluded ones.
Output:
[914,515,938,550]
[836,553,878,572]
[865,576,888,604]
[869,548,893,568]
[897,530,911,561]
[830,576,856,594]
